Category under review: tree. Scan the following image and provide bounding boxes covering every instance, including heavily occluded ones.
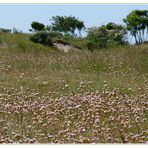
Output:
[50,15,85,37]
[30,22,45,32]
[76,20,85,37]
[123,10,148,44]
[87,22,127,48]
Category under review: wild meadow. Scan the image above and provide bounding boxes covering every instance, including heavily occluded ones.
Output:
[0,33,148,143]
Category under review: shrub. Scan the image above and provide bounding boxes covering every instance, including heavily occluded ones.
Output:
[0,28,11,33]
[47,31,63,39]
[86,40,96,51]
[87,23,128,49]
[106,40,119,48]
[30,32,53,47]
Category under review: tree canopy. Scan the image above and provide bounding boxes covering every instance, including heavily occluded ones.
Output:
[123,10,148,44]
[30,22,45,32]
[50,16,85,37]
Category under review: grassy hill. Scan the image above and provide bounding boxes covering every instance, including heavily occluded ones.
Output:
[0,32,148,96]
[0,33,148,143]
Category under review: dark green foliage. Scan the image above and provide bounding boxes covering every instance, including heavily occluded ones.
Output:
[123,10,148,44]
[86,40,97,51]
[106,40,119,48]
[30,31,63,47]
[30,22,45,32]
[30,32,53,47]
[0,28,11,33]
[50,15,85,37]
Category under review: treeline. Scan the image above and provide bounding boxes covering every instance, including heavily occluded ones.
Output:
[0,27,22,34]
[30,15,128,49]
[1,9,148,49]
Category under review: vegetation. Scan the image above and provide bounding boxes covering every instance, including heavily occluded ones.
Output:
[123,10,148,44]
[0,28,11,33]
[30,32,53,47]
[27,10,148,47]
[0,9,148,144]
[30,22,45,32]
[49,15,85,37]
[87,22,127,49]
[0,32,148,143]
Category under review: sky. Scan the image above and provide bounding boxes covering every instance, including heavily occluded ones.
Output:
[0,4,148,33]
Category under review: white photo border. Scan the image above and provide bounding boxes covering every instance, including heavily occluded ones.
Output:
[0,0,148,4]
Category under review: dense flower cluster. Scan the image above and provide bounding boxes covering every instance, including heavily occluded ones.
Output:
[0,87,147,143]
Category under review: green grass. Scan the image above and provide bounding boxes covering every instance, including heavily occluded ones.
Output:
[0,33,148,97]
[0,33,148,143]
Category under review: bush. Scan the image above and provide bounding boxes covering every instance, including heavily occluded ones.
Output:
[86,40,96,51]
[30,32,53,47]
[47,31,63,39]
[106,40,119,48]
[96,38,108,48]
[87,23,128,49]
[0,28,11,33]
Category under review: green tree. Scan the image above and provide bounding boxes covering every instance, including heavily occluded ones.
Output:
[50,16,85,37]
[30,22,45,32]
[123,10,148,44]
